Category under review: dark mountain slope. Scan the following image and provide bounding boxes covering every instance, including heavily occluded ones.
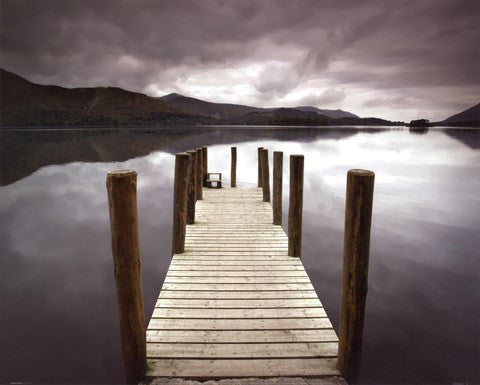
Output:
[0,69,215,126]
[441,103,480,126]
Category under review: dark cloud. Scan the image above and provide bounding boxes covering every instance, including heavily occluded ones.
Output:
[1,0,479,120]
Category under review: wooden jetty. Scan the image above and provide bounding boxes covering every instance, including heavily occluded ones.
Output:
[106,146,374,384]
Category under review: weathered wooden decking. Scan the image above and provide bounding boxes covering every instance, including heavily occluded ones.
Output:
[145,187,341,379]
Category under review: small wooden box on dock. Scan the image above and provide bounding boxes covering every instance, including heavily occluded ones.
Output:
[206,172,222,188]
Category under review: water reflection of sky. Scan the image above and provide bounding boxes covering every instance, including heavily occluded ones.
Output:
[0,128,479,384]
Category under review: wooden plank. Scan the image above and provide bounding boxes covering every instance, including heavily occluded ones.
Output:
[147,317,334,330]
[184,238,289,241]
[146,329,338,343]
[184,241,289,244]
[172,258,294,262]
[147,342,338,358]
[184,241,287,244]
[172,255,294,260]
[169,261,302,266]
[152,307,327,319]
[166,270,309,277]
[182,247,289,251]
[161,283,315,291]
[184,240,288,243]
[175,258,292,261]
[155,298,322,308]
[192,224,277,226]
[168,265,306,271]
[145,358,340,378]
[163,277,311,284]
[186,228,284,231]
[158,290,318,299]
[176,253,290,257]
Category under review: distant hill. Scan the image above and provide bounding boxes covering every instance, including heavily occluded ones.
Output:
[294,106,358,119]
[159,93,259,119]
[336,116,404,126]
[0,69,215,127]
[0,68,403,127]
[440,103,480,127]
[160,92,360,120]
[227,108,331,126]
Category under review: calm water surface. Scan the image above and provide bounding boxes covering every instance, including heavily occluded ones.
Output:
[0,127,479,384]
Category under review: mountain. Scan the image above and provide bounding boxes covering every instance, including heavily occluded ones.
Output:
[0,68,402,127]
[0,69,216,127]
[441,103,480,126]
[227,108,331,126]
[293,106,358,119]
[160,92,360,120]
[158,93,259,119]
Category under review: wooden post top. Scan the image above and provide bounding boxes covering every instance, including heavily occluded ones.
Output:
[348,169,375,177]
[107,170,137,179]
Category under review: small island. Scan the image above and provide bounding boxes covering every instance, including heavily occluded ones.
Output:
[408,119,432,127]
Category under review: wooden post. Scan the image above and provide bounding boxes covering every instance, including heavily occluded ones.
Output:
[186,150,197,224]
[338,169,375,384]
[260,148,270,202]
[231,146,237,188]
[106,170,146,384]
[257,147,263,188]
[202,146,208,187]
[288,155,304,258]
[196,148,203,200]
[172,153,189,254]
[273,151,283,225]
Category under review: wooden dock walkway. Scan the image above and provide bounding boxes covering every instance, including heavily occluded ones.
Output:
[145,187,341,379]
[106,147,374,384]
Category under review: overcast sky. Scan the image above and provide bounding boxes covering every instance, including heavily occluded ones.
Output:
[1,0,479,121]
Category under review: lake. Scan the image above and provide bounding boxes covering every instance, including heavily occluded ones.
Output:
[0,126,479,384]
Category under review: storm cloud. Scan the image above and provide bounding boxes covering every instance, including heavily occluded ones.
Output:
[1,0,479,120]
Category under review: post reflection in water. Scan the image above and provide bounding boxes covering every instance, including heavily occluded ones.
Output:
[0,127,479,384]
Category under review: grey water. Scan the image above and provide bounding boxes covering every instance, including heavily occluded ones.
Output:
[0,127,479,385]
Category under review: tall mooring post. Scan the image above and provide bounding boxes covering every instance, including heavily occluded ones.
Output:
[288,155,304,258]
[186,150,197,224]
[273,151,283,225]
[260,148,270,202]
[106,170,146,384]
[231,146,237,187]
[172,153,190,254]
[338,169,375,384]
[257,147,263,188]
[202,146,208,187]
[195,148,203,201]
